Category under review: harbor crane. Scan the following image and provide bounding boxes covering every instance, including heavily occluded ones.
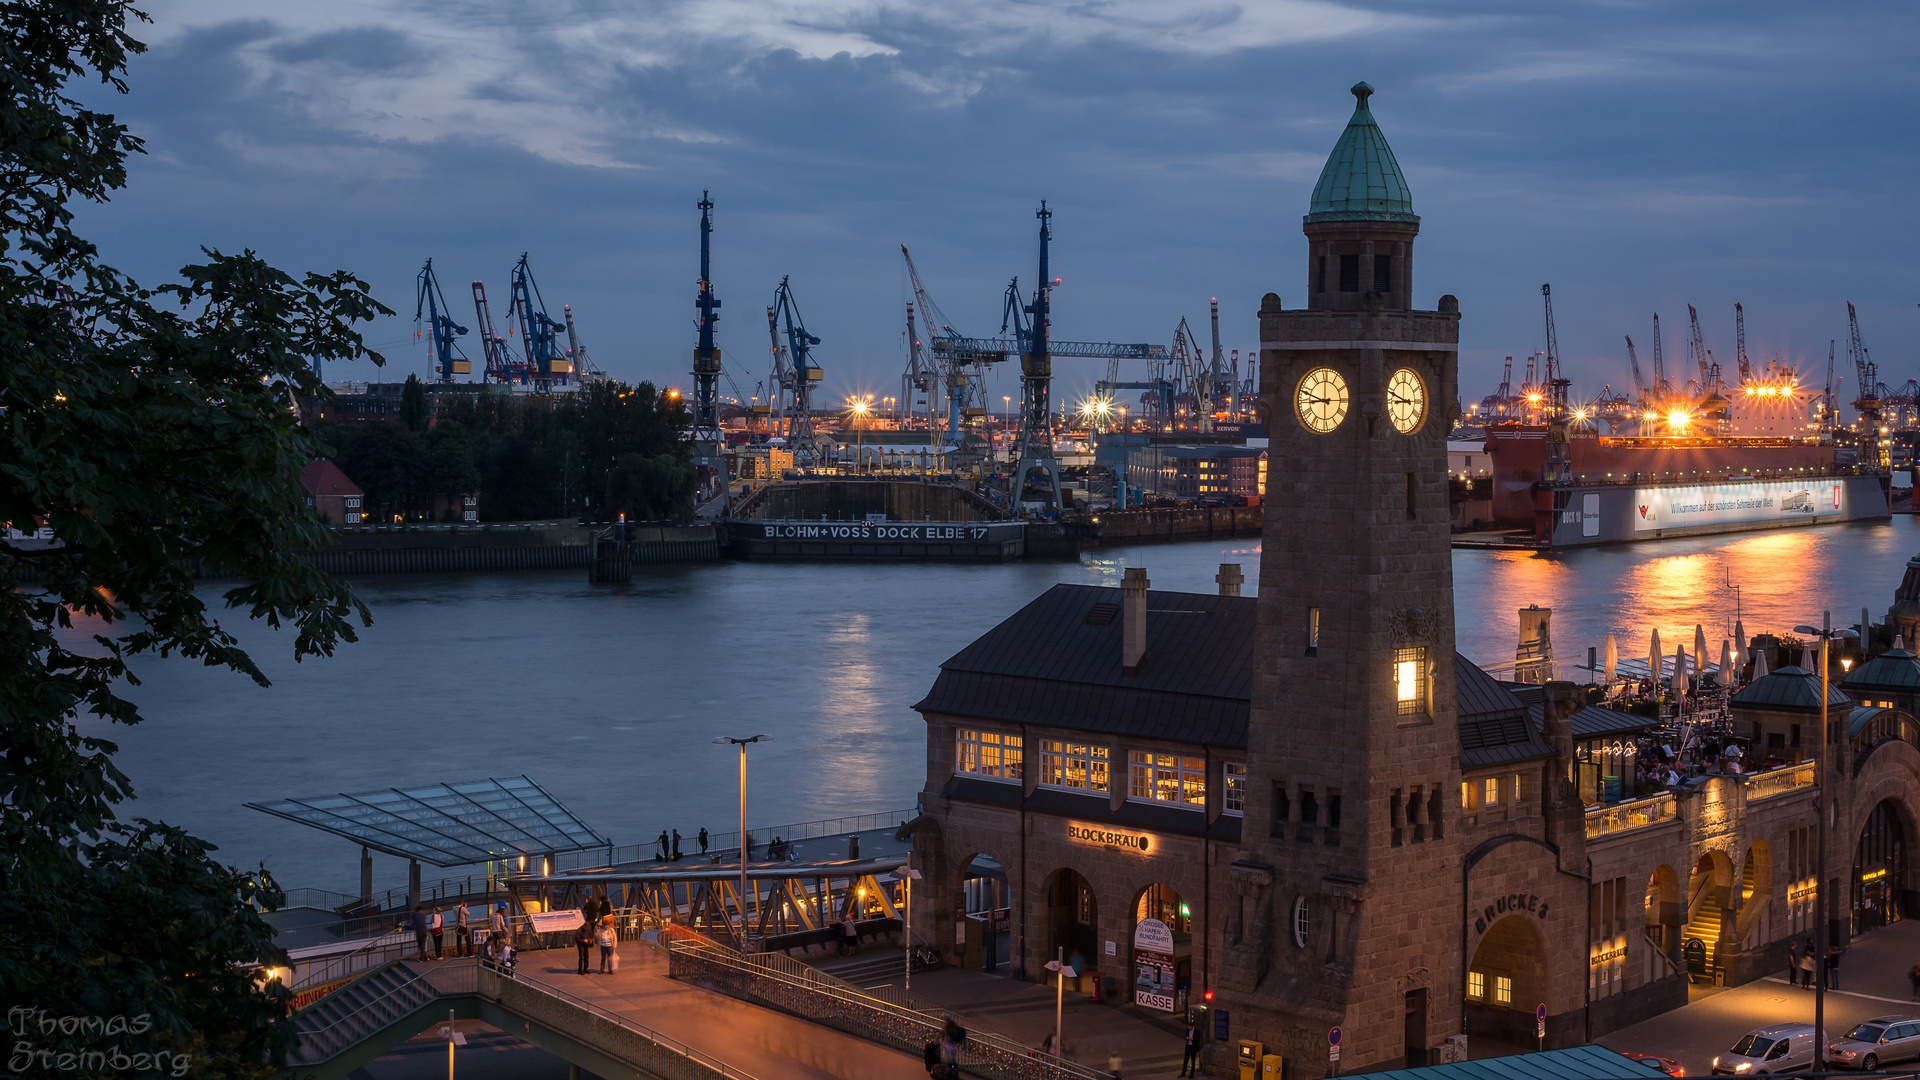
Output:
[1624,336,1648,403]
[773,276,824,460]
[901,246,987,440]
[692,192,725,454]
[1687,304,1719,394]
[1847,301,1882,435]
[1651,314,1670,398]
[414,259,471,382]
[1820,340,1840,430]
[763,304,793,438]
[470,280,514,384]
[507,253,569,393]
[1541,284,1571,484]
[1734,303,1753,384]
[562,305,602,384]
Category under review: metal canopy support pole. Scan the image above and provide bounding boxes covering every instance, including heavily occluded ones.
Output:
[1816,611,1829,1068]
[361,846,373,905]
[409,859,421,914]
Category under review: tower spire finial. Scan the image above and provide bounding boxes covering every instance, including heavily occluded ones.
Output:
[1351,81,1374,109]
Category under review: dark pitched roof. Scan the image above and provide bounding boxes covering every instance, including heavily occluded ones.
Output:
[300,458,363,497]
[1732,665,1852,712]
[918,583,1542,769]
[1844,649,1920,693]
[1528,703,1656,741]
[915,584,1255,747]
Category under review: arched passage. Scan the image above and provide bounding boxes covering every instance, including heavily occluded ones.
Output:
[1736,841,1774,945]
[1131,883,1191,1013]
[1643,864,1681,982]
[1041,868,1098,975]
[956,852,1010,973]
[1682,851,1735,982]
[1855,799,1909,934]
[1466,915,1550,1046]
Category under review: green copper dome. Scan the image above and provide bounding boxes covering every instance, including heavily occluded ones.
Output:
[1306,82,1418,225]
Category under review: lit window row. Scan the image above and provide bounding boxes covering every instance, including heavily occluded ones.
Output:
[960,732,1250,814]
[956,729,1023,781]
[1039,741,1109,792]
[1465,971,1512,1004]
[1129,751,1206,808]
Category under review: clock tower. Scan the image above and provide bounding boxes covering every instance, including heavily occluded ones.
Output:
[1221,82,1464,1073]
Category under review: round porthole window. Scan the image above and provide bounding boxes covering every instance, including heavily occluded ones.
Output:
[1292,896,1310,949]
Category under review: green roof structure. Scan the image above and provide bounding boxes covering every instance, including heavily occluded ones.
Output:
[1306,82,1419,226]
[1844,648,1920,693]
[1732,665,1853,712]
[1355,1045,1660,1080]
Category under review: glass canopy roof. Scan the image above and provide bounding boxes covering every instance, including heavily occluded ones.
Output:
[246,775,608,867]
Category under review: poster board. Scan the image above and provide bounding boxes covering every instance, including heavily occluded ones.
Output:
[1134,917,1176,1011]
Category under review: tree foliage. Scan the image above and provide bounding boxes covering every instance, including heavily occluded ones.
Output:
[0,0,388,1071]
[316,379,694,523]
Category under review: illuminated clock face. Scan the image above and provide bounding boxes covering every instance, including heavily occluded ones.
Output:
[1388,368,1427,433]
[1295,367,1349,434]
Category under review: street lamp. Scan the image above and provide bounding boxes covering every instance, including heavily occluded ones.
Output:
[1044,948,1077,1058]
[891,866,922,992]
[1792,614,1859,1067]
[712,734,773,945]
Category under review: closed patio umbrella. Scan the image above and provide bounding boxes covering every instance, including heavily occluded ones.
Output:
[1673,645,1689,697]
[1604,633,1619,687]
[1720,639,1734,683]
[1751,647,1769,679]
[1694,624,1709,670]
[1650,629,1663,688]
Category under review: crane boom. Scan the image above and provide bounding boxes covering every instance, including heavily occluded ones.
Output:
[1541,284,1567,417]
[1624,336,1647,400]
[1734,302,1752,384]
[1651,314,1668,395]
[470,280,512,384]
[1687,304,1712,392]
[508,253,568,393]
[773,276,823,458]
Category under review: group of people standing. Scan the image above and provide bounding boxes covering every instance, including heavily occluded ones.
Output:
[655,827,711,861]
[411,900,508,960]
[574,894,620,974]
[1786,936,1845,988]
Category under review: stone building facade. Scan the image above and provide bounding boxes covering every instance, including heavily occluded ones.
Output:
[908,80,1920,1076]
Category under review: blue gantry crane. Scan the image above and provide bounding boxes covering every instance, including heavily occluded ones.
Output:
[773,275,824,460]
[508,253,570,393]
[415,259,472,382]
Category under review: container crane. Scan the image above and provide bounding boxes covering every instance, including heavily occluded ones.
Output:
[773,276,823,460]
[470,280,514,384]
[507,254,570,393]
[414,259,471,382]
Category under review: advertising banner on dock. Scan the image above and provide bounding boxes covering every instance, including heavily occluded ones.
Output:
[734,520,1024,543]
[1632,480,1841,532]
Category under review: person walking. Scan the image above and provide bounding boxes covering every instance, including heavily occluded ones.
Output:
[699,827,709,855]
[1787,938,1802,987]
[1179,1022,1201,1077]
[1799,937,1816,989]
[410,904,430,961]
[429,906,445,959]
[575,918,595,975]
[454,901,471,957]
[596,916,617,974]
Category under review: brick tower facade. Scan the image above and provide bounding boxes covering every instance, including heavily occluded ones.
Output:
[1220,82,1464,1074]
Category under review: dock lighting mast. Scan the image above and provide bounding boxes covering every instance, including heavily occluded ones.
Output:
[1010,201,1065,511]
[415,259,471,383]
[774,276,823,460]
[508,254,569,393]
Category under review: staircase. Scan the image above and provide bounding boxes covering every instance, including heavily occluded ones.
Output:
[285,963,440,1066]
[1683,877,1725,983]
[815,950,913,989]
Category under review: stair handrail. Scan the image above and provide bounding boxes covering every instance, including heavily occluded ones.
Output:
[1644,930,1681,979]
[288,964,444,1059]
[291,929,415,994]
[503,968,761,1080]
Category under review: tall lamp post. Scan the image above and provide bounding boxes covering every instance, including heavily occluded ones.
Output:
[1794,613,1858,1066]
[712,734,773,946]
[891,866,922,992]
[1044,948,1077,1058]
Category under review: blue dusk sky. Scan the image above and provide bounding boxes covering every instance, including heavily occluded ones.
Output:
[75,1,1920,412]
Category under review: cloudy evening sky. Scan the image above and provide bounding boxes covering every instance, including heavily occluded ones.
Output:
[75,1,1920,412]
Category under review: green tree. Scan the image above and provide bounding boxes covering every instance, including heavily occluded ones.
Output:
[398,371,427,432]
[327,420,424,521]
[0,2,386,1071]
[424,419,480,503]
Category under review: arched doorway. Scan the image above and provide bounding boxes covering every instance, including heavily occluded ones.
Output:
[1737,842,1774,946]
[1643,864,1681,983]
[1855,800,1907,934]
[1131,884,1191,1013]
[1682,851,1734,982]
[1466,915,1550,1045]
[958,853,1010,973]
[1042,868,1098,975]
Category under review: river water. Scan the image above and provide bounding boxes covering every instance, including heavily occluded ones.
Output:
[73,516,1920,894]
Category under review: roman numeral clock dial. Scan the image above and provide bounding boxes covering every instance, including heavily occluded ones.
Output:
[1295,367,1349,433]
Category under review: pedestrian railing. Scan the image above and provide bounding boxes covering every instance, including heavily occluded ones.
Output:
[1585,793,1678,839]
[290,930,417,995]
[498,967,760,1080]
[552,808,917,872]
[665,929,1106,1080]
[1744,760,1817,801]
